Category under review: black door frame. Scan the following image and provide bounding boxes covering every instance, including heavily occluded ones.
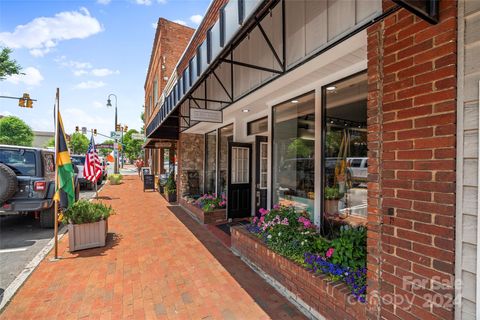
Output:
[227,142,253,219]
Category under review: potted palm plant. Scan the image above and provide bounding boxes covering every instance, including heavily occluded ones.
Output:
[63,200,114,251]
[163,172,177,203]
[324,186,342,216]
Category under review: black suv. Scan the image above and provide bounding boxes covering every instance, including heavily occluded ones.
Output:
[0,145,80,228]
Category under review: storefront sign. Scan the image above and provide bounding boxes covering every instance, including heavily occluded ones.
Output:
[155,142,172,148]
[392,0,439,24]
[143,174,155,191]
[190,108,223,123]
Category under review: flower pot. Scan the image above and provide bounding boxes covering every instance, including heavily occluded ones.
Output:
[324,199,339,216]
[68,219,108,252]
[165,192,177,203]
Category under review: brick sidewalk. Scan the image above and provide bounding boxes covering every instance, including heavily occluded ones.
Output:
[0,176,306,320]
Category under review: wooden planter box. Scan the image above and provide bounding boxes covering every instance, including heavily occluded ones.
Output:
[179,199,226,224]
[231,226,367,320]
[68,219,108,252]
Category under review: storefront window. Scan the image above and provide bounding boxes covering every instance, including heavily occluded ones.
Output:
[272,92,315,220]
[205,131,217,194]
[323,72,368,219]
[218,124,233,196]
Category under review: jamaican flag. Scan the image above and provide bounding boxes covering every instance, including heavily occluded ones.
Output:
[54,111,75,208]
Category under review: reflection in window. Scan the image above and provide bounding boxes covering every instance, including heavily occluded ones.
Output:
[272,92,315,220]
[205,131,217,194]
[218,124,233,195]
[324,73,368,219]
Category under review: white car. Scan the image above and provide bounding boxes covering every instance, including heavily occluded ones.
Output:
[347,157,368,186]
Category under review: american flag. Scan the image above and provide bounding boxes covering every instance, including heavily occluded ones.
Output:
[83,135,102,182]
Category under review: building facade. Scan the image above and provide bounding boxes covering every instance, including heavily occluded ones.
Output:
[144,0,480,319]
[143,18,194,176]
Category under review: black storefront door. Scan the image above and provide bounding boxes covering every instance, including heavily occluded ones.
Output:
[227,142,252,219]
[255,136,268,216]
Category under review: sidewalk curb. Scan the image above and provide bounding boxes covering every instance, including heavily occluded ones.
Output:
[0,181,108,313]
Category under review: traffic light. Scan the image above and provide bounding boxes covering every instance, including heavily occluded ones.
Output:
[75,126,79,132]
[124,125,128,132]
[26,98,33,108]
[18,97,25,107]
[116,124,120,131]
[93,129,97,136]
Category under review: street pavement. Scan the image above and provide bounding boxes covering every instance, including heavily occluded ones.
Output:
[0,175,306,320]
[0,181,105,309]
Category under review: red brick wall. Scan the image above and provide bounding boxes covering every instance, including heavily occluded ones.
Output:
[367,1,457,319]
[145,19,194,125]
[176,0,228,75]
[231,227,367,320]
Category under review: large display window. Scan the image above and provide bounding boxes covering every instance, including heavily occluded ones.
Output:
[272,92,315,220]
[205,131,217,194]
[323,72,368,219]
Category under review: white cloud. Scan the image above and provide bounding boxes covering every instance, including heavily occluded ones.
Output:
[152,22,157,29]
[97,0,111,4]
[6,67,44,86]
[91,68,119,77]
[190,15,203,25]
[173,20,187,26]
[92,101,104,109]
[75,80,106,89]
[135,0,152,5]
[0,8,103,57]
[73,69,88,76]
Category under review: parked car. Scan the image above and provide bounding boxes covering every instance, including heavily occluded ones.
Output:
[71,155,96,189]
[0,145,80,228]
[346,157,368,186]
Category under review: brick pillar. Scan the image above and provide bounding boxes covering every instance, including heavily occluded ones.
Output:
[367,1,457,319]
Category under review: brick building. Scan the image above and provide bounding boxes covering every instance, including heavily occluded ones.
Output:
[143,18,194,176]
[144,0,479,319]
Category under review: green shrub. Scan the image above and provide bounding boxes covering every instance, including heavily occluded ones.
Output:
[324,186,342,200]
[164,172,176,195]
[329,225,366,270]
[108,174,123,185]
[63,200,114,224]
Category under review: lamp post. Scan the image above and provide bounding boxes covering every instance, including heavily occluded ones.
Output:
[106,94,118,174]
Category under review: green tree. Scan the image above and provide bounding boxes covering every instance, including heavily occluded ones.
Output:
[123,129,143,161]
[69,132,89,154]
[140,110,145,134]
[45,137,55,148]
[0,116,33,146]
[98,139,114,157]
[287,138,313,158]
[0,48,22,80]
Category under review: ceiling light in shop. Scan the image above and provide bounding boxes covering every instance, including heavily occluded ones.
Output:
[326,86,336,91]
[291,100,299,103]
[242,109,250,113]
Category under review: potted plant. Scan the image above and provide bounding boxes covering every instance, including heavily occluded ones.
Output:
[63,200,114,251]
[324,186,342,216]
[108,173,123,185]
[163,172,177,203]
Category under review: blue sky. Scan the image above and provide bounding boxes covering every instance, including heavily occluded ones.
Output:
[0,0,210,142]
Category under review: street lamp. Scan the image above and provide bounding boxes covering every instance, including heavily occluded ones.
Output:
[106,93,119,174]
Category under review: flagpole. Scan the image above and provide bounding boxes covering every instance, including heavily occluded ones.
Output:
[53,88,60,260]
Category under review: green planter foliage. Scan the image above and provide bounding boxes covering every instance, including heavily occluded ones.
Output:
[108,174,123,185]
[63,200,114,224]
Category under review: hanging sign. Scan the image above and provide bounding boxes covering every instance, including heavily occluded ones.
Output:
[190,108,223,123]
[132,133,145,140]
[155,142,172,148]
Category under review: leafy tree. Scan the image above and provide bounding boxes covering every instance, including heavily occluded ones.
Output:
[123,129,143,161]
[287,138,313,159]
[0,48,22,80]
[0,116,33,146]
[98,139,114,157]
[140,110,145,134]
[69,132,89,154]
[45,137,55,148]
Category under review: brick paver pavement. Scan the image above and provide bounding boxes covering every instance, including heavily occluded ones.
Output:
[0,176,306,320]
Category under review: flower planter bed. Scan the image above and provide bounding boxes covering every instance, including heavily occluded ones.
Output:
[179,199,226,224]
[68,219,108,252]
[231,226,367,320]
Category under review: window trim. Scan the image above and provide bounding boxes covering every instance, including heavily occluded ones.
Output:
[247,116,268,136]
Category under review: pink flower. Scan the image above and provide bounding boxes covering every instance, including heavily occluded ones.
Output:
[253,217,258,223]
[260,216,265,223]
[298,216,312,229]
[273,204,280,210]
[326,248,334,259]
[259,208,269,216]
